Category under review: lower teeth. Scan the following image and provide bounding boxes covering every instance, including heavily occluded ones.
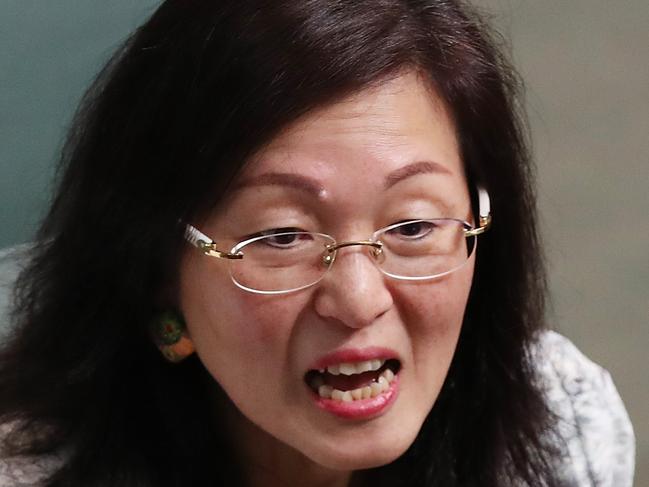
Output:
[317,368,395,402]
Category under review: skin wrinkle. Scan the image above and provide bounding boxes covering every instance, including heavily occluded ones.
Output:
[179,71,474,487]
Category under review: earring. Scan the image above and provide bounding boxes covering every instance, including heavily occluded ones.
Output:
[151,311,195,363]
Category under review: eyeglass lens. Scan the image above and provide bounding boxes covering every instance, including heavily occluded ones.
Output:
[228,220,475,293]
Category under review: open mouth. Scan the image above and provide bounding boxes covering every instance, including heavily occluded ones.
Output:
[305,358,401,402]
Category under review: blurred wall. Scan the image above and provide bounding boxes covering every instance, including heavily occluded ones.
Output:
[1,1,648,484]
[482,1,648,483]
[0,0,160,247]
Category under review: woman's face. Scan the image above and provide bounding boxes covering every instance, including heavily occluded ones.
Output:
[179,71,475,472]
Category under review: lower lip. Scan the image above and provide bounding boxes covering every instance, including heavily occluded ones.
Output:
[309,375,400,420]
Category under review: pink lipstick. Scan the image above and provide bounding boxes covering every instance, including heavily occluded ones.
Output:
[305,347,402,420]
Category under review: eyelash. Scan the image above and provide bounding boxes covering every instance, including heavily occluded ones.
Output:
[247,227,306,239]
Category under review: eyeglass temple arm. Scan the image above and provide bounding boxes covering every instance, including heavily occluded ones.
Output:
[464,186,492,237]
[184,225,243,260]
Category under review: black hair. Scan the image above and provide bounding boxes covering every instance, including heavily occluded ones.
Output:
[0,1,558,485]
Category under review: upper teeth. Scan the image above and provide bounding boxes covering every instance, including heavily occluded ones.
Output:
[322,359,385,376]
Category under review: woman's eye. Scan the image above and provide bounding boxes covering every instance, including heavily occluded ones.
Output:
[389,221,435,239]
[265,233,302,247]
[256,228,312,249]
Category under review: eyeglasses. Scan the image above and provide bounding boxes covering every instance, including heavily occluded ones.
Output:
[185,188,492,295]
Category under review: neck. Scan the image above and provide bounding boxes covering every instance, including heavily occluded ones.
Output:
[235,410,354,487]
[245,460,353,487]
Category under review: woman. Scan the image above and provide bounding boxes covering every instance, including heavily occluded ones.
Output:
[0,1,634,486]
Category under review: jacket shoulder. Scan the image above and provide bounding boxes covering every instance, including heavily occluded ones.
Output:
[533,330,635,487]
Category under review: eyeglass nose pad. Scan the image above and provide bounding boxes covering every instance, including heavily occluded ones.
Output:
[370,244,385,264]
[322,251,335,267]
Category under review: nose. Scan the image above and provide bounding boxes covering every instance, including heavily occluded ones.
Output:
[313,246,393,329]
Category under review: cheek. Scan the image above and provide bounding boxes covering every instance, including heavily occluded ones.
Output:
[180,250,297,342]
[400,259,473,331]
[178,252,309,391]
[396,258,474,377]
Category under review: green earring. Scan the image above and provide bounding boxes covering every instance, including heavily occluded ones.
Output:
[151,311,195,363]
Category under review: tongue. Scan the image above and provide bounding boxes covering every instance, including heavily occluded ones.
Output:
[324,370,381,391]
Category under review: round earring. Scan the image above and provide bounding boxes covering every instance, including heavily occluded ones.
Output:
[151,311,195,363]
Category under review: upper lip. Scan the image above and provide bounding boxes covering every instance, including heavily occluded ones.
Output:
[309,347,401,371]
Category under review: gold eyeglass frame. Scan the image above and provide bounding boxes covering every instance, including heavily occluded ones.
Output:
[184,187,492,294]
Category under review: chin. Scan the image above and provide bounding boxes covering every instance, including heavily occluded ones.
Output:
[304,428,416,471]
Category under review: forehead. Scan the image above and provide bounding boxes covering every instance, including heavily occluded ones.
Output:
[241,71,463,186]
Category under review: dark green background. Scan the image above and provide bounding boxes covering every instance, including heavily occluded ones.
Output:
[1,0,160,245]
[1,1,647,483]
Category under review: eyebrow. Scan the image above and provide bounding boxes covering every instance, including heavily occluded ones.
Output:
[384,160,451,189]
[234,172,325,197]
[235,160,450,196]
